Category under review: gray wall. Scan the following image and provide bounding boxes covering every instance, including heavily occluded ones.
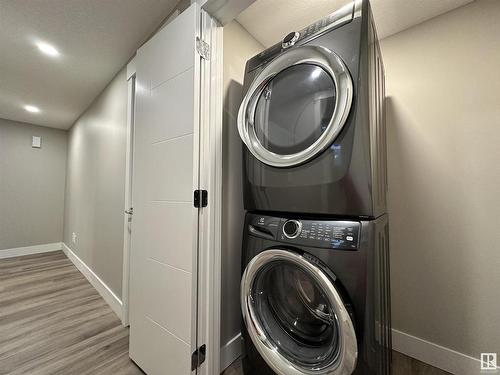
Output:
[63,67,127,298]
[0,119,67,250]
[381,0,500,358]
[221,20,263,352]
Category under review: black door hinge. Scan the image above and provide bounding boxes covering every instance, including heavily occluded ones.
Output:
[191,344,206,370]
[193,190,208,208]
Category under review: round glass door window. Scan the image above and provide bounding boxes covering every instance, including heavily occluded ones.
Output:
[254,261,339,367]
[241,250,357,375]
[254,64,336,155]
[237,45,353,168]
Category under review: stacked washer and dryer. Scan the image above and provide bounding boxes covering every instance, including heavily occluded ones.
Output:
[237,0,391,374]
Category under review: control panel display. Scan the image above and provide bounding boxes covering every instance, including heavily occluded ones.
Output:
[248,214,360,250]
[247,2,353,72]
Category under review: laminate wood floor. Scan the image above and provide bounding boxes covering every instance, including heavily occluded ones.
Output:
[0,251,144,375]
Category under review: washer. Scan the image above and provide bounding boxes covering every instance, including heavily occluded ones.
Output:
[241,212,391,375]
[238,0,386,218]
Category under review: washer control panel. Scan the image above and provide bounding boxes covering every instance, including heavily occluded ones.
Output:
[248,214,360,250]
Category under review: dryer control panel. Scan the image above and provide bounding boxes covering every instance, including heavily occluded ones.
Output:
[246,1,355,72]
[248,214,360,250]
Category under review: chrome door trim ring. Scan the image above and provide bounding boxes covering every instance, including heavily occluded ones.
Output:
[282,219,302,239]
[241,249,358,375]
[237,46,353,168]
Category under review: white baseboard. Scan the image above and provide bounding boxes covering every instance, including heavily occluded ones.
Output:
[62,243,123,321]
[392,328,499,374]
[220,333,244,372]
[0,242,62,259]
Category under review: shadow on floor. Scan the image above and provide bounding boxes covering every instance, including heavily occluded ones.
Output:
[222,350,452,375]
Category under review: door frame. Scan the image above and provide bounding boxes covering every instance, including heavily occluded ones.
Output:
[121,7,223,373]
[195,9,223,374]
[121,57,136,327]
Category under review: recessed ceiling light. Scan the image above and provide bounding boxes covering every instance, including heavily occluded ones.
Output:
[24,105,40,113]
[36,42,60,57]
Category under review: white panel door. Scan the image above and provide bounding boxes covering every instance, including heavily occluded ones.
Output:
[129,5,201,375]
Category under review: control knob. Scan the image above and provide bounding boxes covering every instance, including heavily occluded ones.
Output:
[283,219,302,239]
[282,31,300,49]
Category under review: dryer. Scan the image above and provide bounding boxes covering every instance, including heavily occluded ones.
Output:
[238,0,387,218]
[240,212,392,375]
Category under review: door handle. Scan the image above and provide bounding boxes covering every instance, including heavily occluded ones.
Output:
[125,208,134,215]
[248,225,275,240]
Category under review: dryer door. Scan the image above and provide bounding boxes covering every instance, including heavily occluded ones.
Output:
[241,249,357,375]
[238,46,353,168]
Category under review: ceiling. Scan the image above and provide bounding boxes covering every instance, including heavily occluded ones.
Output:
[237,0,474,48]
[0,0,179,129]
[0,0,475,130]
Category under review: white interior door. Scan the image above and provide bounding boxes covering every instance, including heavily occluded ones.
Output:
[129,5,202,374]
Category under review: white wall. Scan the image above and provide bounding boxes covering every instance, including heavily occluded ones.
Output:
[220,20,263,369]
[0,119,67,251]
[63,68,128,298]
[381,0,500,367]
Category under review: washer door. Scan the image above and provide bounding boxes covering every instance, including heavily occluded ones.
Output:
[241,249,357,375]
[238,46,353,168]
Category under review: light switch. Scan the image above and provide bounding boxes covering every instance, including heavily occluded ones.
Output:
[32,136,41,148]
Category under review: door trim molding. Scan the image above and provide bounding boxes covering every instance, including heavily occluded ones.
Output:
[126,55,136,80]
[196,8,223,375]
[0,242,62,259]
[62,243,123,321]
[121,58,136,327]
